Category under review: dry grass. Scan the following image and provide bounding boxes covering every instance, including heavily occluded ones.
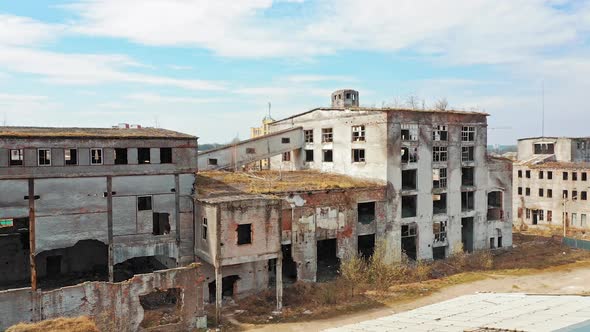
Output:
[0,126,194,139]
[7,317,99,332]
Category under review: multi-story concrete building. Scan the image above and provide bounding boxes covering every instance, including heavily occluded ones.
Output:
[514,137,590,229]
[0,126,199,290]
[249,113,276,170]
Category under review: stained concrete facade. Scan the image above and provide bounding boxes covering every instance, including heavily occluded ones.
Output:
[514,137,590,230]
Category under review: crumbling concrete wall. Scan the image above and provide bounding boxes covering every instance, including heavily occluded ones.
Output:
[0,264,206,331]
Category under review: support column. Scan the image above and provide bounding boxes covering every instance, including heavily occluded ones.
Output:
[107,176,114,282]
[276,253,283,312]
[215,265,222,327]
[28,178,37,291]
[175,174,181,246]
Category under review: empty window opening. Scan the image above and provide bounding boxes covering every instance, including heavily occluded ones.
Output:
[526,187,531,196]
[402,169,417,190]
[583,172,588,181]
[304,129,313,143]
[281,245,297,284]
[281,137,290,144]
[518,187,523,195]
[433,146,448,162]
[38,148,51,166]
[202,218,207,240]
[582,191,588,200]
[563,190,568,199]
[358,202,376,224]
[548,210,553,222]
[563,172,569,180]
[152,213,170,235]
[402,195,417,218]
[526,170,531,178]
[358,234,375,259]
[317,239,339,282]
[461,217,474,253]
[461,126,475,142]
[237,224,252,245]
[534,143,554,154]
[532,209,544,225]
[433,168,447,189]
[497,229,503,248]
[539,188,544,197]
[461,191,475,211]
[90,148,102,165]
[462,146,474,162]
[114,256,171,282]
[208,158,218,166]
[322,128,333,143]
[160,148,173,163]
[401,223,417,260]
[573,190,578,200]
[518,170,522,178]
[282,152,291,162]
[323,149,333,162]
[64,149,77,165]
[490,237,496,249]
[573,172,578,181]
[433,193,447,215]
[539,171,544,179]
[401,146,418,163]
[433,220,447,243]
[305,149,314,162]
[138,196,152,211]
[138,148,151,164]
[548,171,553,179]
[352,125,366,142]
[488,191,503,221]
[432,125,448,141]
[462,167,475,186]
[352,149,365,162]
[9,149,23,166]
[115,148,128,165]
[548,189,553,198]
[433,246,446,260]
[139,288,182,329]
[401,124,418,141]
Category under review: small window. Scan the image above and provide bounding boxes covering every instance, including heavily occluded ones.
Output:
[547,189,553,198]
[65,149,77,165]
[539,188,544,197]
[573,190,578,200]
[583,172,588,181]
[525,188,530,196]
[518,187,523,195]
[90,148,102,165]
[563,190,568,199]
[323,149,333,162]
[547,210,553,222]
[305,149,314,162]
[526,170,531,178]
[462,146,474,162]
[433,146,448,162]
[401,124,418,141]
[153,212,170,235]
[573,172,578,181]
[208,158,218,166]
[138,196,152,211]
[160,148,172,164]
[115,148,128,165]
[352,125,366,142]
[534,143,555,154]
[433,168,447,189]
[282,152,291,162]
[38,149,51,166]
[246,147,256,154]
[461,126,475,142]
[433,220,447,242]
[563,172,568,180]
[432,125,448,141]
[539,171,544,179]
[518,170,522,178]
[402,147,418,163]
[581,191,587,201]
[358,202,376,224]
[138,148,151,164]
[322,128,333,143]
[548,171,553,180]
[281,137,290,144]
[202,218,208,240]
[9,149,23,166]
[304,129,314,143]
[352,149,365,162]
[237,224,252,245]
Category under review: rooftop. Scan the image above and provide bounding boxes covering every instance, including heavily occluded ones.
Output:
[0,126,196,139]
[518,136,590,141]
[528,161,590,170]
[196,170,385,197]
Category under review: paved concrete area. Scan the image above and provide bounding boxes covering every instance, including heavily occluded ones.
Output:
[324,293,590,332]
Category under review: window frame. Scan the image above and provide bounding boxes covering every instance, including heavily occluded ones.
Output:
[401,124,418,141]
[90,148,103,165]
[461,126,475,142]
[433,146,448,162]
[352,148,366,163]
[64,148,78,166]
[9,149,24,166]
[160,147,173,164]
[323,149,333,162]
[351,125,366,142]
[38,148,51,166]
[304,129,314,143]
[432,125,448,141]
[137,196,152,211]
[322,128,333,143]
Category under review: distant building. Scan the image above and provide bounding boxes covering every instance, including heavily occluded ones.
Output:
[249,114,275,169]
[514,137,590,229]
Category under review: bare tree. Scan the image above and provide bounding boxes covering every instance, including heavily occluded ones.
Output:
[405,95,420,110]
[434,98,449,111]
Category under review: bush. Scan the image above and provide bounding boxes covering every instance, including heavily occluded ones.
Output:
[340,249,368,297]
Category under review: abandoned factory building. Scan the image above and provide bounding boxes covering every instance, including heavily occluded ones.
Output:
[514,136,590,229]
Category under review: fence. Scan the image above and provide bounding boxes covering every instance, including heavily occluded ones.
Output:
[563,237,590,251]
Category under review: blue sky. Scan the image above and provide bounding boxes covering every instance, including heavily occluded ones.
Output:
[1,1,589,145]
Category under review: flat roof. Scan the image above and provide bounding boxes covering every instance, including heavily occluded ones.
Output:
[326,293,590,332]
[528,161,590,170]
[196,170,386,197]
[0,126,197,139]
[272,106,488,124]
[518,136,590,141]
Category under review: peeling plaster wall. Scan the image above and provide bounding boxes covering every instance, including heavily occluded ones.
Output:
[0,265,206,331]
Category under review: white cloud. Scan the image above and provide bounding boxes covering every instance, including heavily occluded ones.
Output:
[0,14,61,46]
[285,75,357,83]
[126,93,223,104]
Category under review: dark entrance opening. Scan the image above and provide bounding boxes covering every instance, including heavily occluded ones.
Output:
[0,217,31,289]
[401,223,417,260]
[432,246,446,260]
[139,288,182,328]
[317,239,339,282]
[358,234,375,259]
[402,195,417,218]
[46,255,62,278]
[402,169,417,190]
[282,244,297,284]
[208,275,240,302]
[461,217,474,253]
[113,256,171,282]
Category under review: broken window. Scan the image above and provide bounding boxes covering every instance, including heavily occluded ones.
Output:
[526,187,531,196]
[402,195,417,218]
[433,193,447,215]
[304,129,313,143]
[462,146,474,162]
[548,189,553,198]
[38,148,51,166]
[461,126,475,142]
[548,171,553,179]
[461,191,474,211]
[208,158,218,166]
[115,148,128,165]
[433,220,447,242]
[534,143,555,154]
[246,147,256,154]
[433,146,448,162]
[282,152,291,162]
[90,148,102,165]
[401,223,417,260]
[281,137,290,144]
[160,148,172,163]
[322,128,333,143]
[432,125,448,141]
[563,172,569,180]
[462,167,474,186]
[401,146,418,163]
[402,169,417,190]
[64,148,77,165]
[9,149,23,166]
[237,224,252,245]
[518,187,523,195]
[488,191,503,220]
[152,213,170,235]
[401,124,418,141]
[138,196,152,211]
[323,149,333,162]
[202,218,207,240]
[352,149,365,162]
[573,190,578,200]
[358,202,375,224]
[352,125,366,142]
[305,149,314,162]
[539,188,544,197]
[138,148,151,164]
[433,168,447,189]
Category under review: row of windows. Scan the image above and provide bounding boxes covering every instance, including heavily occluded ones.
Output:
[518,169,588,181]
[7,147,172,167]
[518,187,588,200]
[402,190,476,218]
[528,208,590,227]
[302,125,477,144]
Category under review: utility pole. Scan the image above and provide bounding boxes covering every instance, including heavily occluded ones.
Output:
[542,80,545,137]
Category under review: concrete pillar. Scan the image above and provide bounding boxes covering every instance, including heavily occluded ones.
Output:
[276,254,283,312]
[107,176,114,282]
[215,265,222,326]
[28,178,37,290]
